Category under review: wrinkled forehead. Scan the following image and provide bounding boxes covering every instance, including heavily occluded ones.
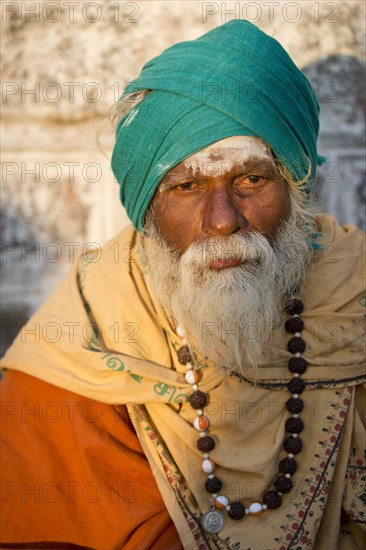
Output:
[179,136,271,173]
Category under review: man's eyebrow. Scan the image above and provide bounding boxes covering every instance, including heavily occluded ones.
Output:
[158,156,280,191]
[158,178,196,193]
[158,170,198,191]
[229,157,278,174]
[211,157,279,173]
[186,155,277,171]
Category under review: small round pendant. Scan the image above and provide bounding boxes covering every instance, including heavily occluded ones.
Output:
[202,509,226,534]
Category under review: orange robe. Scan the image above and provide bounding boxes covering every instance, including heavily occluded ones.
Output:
[0,369,182,550]
[1,217,365,549]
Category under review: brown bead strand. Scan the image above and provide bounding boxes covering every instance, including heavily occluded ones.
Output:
[262,298,307,508]
[177,298,307,532]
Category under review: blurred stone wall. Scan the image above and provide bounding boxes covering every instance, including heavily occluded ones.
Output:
[304,55,365,232]
[1,0,365,354]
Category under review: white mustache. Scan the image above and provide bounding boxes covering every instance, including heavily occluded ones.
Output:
[181,232,273,269]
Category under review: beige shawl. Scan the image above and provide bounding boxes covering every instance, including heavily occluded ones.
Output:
[3,214,365,549]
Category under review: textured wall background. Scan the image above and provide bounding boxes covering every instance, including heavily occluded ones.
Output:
[1,0,365,353]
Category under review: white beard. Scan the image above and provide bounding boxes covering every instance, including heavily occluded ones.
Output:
[142,211,311,374]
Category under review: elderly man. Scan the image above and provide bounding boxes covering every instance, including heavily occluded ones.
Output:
[1,20,365,550]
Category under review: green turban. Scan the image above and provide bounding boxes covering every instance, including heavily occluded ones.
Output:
[111,20,321,231]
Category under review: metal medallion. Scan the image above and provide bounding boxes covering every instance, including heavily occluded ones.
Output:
[202,509,226,534]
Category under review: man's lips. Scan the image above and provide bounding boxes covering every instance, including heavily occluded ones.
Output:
[209,257,243,270]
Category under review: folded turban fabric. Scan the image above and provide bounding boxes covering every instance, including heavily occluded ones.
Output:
[111,19,321,231]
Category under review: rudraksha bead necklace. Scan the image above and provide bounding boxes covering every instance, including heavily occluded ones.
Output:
[176,298,307,535]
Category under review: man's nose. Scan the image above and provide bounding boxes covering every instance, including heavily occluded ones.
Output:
[202,186,247,236]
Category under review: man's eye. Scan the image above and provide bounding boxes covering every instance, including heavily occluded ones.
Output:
[234,174,266,188]
[174,182,195,191]
[247,175,262,184]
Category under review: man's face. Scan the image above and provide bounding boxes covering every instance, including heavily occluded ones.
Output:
[151,136,291,258]
[145,136,310,372]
